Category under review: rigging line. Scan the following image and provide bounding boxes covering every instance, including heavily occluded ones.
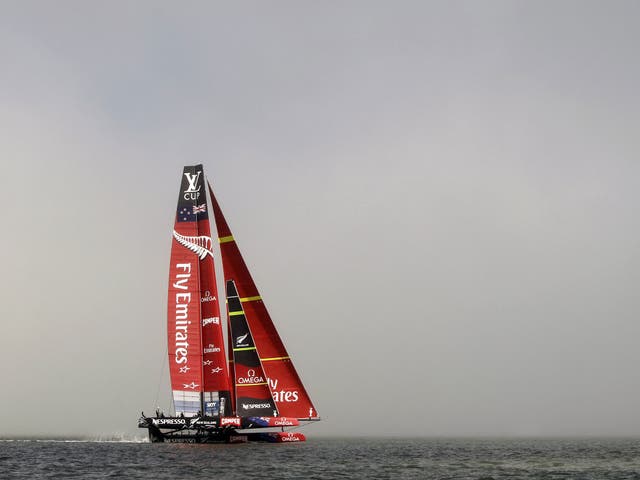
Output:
[154,204,176,415]
[153,343,168,413]
[294,418,322,431]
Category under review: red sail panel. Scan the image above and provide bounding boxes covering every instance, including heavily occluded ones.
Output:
[168,165,206,416]
[198,185,232,416]
[210,184,319,419]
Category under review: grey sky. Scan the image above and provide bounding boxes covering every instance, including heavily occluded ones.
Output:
[1,1,639,438]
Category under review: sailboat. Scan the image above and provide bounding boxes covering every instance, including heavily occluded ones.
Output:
[138,164,320,443]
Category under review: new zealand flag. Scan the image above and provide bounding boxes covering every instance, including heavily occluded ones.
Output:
[177,204,208,222]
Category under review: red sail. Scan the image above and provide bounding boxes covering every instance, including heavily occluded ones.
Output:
[210,183,319,419]
[168,165,230,416]
[198,184,232,416]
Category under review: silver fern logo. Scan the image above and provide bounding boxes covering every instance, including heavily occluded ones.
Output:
[173,231,214,260]
[236,333,249,347]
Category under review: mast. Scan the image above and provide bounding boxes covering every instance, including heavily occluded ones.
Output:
[199,177,233,416]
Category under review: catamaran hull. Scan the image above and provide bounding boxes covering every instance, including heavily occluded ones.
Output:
[138,417,306,443]
[139,417,230,443]
[143,431,307,444]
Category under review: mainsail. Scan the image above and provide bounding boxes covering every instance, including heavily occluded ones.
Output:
[210,183,319,419]
[168,165,231,416]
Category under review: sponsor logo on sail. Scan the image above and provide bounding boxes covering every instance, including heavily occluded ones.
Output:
[183,382,199,389]
[179,366,190,374]
[235,333,249,347]
[211,367,222,374]
[201,291,216,302]
[173,263,192,366]
[268,378,300,403]
[202,316,219,327]
[242,403,272,410]
[237,368,265,385]
[204,343,221,354]
[183,171,202,200]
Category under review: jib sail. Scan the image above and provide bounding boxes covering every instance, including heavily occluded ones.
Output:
[210,183,319,419]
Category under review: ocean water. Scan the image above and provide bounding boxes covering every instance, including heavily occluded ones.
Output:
[1,437,640,479]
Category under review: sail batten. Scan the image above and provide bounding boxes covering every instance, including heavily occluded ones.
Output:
[240,296,262,303]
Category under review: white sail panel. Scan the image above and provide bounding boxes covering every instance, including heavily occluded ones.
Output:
[173,390,201,416]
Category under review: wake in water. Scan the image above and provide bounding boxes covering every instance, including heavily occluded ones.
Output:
[0,434,149,443]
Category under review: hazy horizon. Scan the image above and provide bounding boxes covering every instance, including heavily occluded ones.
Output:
[1,1,639,438]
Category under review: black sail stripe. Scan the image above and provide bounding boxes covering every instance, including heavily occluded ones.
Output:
[227,280,277,417]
